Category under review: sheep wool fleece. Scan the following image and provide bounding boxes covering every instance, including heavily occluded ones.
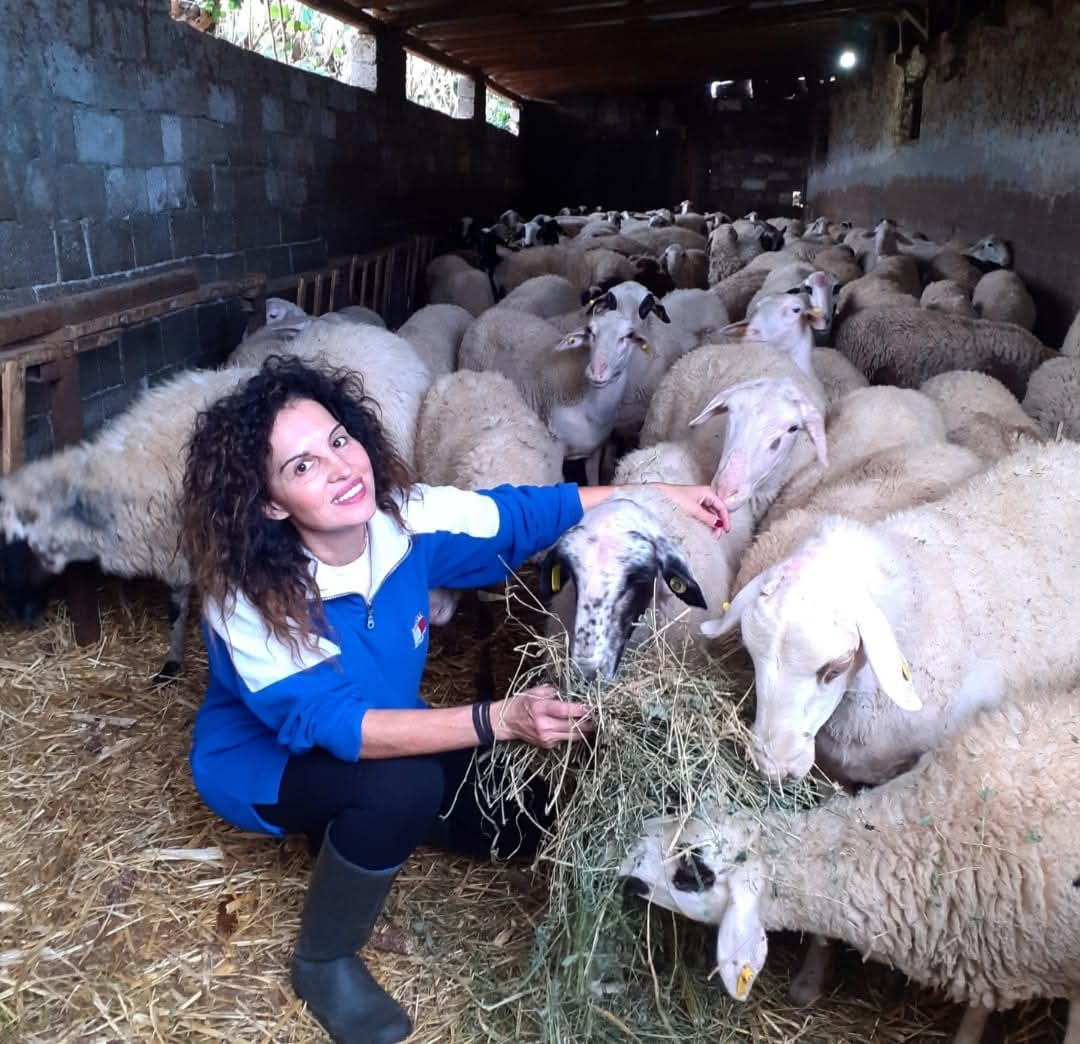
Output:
[190,483,583,834]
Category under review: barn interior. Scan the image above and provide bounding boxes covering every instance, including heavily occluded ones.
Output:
[2,0,1079,1041]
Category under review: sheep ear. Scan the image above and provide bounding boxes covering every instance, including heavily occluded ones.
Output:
[716,869,768,1002]
[688,392,730,427]
[538,547,567,599]
[654,537,707,609]
[700,570,765,638]
[555,329,587,351]
[856,598,922,711]
[718,320,749,339]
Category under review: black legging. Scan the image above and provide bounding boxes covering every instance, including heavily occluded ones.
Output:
[256,746,549,871]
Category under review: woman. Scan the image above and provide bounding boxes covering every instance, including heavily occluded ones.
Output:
[179,356,729,1044]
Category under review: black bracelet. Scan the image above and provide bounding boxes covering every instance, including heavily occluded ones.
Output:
[472,700,495,748]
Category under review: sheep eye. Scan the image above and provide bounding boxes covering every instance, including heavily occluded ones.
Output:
[787,425,798,434]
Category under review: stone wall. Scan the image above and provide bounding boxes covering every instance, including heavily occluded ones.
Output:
[808,0,1080,343]
[1,1,523,456]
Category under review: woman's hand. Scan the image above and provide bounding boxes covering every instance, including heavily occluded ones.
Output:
[654,483,731,535]
[492,685,594,749]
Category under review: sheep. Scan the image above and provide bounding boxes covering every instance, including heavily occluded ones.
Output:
[965,234,1013,271]
[834,306,1056,398]
[921,279,976,317]
[703,437,1080,785]
[620,687,1080,1044]
[457,307,644,483]
[763,385,948,522]
[810,348,868,406]
[627,255,677,298]
[416,370,565,625]
[228,319,433,467]
[710,266,769,321]
[706,225,744,285]
[972,270,1036,330]
[429,264,495,317]
[497,274,583,319]
[745,262,814,316]
[0,366,254,678]
[810,244,861,286]
[836,261,921,319]
[1064,308,1080,358]
[396,304,473,377]
[920,370,1043,463]
[492,245,632,295]
[661,244,708,289]
[1023,356,1080,440]
[262,296,306,324]
[658,289,730,343]
[627,225,708,257]
[926,249,983,292]
[733,440,984,593]
[539,476,749,681]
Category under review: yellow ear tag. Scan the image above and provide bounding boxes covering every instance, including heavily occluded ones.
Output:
[550,562,562,593]
[668,576,687,595]
[639,339,653,356]
[901,657,911,682]
[722,600,731,614]
[735,964,755,999]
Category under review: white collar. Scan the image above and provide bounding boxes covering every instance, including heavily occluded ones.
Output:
[308,503,411,602]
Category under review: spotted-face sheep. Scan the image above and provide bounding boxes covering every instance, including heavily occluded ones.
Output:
[704,438,1080,786]
[834,306,1056,398]
[621,687,1080,1044]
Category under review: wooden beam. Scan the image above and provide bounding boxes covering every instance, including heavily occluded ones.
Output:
[0,269,200,349]
[0,359,26,475]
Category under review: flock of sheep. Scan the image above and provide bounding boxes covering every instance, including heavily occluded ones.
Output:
[1,199,1079,1042]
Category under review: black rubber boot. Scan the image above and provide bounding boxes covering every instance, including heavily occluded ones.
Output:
[291,830,412,1044]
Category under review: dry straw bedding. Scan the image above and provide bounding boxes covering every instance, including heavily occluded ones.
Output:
[0,577,1065,1043]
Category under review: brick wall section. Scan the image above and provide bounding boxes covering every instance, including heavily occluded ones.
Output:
[808,1,1080,344]
[523,87,811,217]
[1,0,523,458]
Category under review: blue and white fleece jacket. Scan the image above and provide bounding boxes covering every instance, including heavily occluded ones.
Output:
[190,483,583,835]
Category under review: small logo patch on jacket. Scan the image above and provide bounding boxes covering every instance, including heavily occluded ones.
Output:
[411,613,427,648]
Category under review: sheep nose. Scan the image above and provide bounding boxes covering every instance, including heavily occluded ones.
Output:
[622,876,650,900]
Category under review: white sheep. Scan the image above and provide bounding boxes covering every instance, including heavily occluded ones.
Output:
[457,307,645,484]
[921,279,976,317]
[763,385,948,521]
[0,366,254,677]
[415,370,565,625]
[228,318,433,468]
[920,370,1043,463]
[733,440,984,593]
[706,225,744,285]
[703,438,1080,785]
[498,274,583,319]
[396,303,473,377]
[661,244,708,289]
[1064,309,1080,358]
[834,306,1055,398]
[493,244,633,295]
[972,269,1037,330]
[1023,356,1080,440]
[621,687,1080,1044]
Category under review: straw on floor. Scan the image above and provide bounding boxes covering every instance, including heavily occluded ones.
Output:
[0,575,1065,1043]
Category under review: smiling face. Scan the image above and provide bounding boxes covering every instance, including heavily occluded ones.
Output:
[264,398,377,564]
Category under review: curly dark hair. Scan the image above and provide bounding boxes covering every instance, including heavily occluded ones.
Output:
[180,355,414,653]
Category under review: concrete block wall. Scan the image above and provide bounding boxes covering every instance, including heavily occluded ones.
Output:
[1,0,523,457]
[524,87,811,218]
[808,0,1080,344]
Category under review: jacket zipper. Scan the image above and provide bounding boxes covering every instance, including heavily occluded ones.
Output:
[359,535,412,633]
